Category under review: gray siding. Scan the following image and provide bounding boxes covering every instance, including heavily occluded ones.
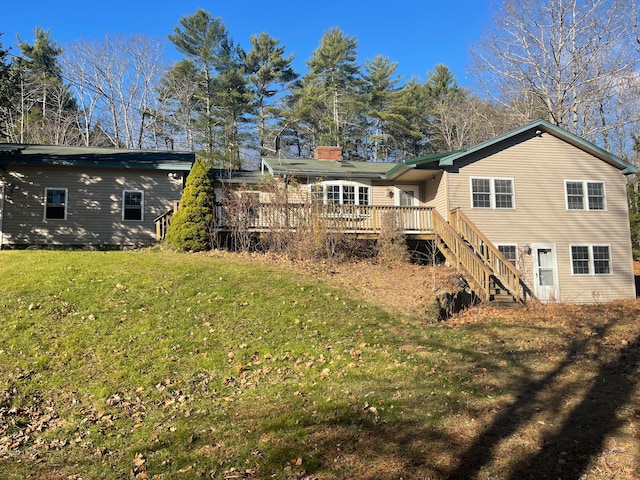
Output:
[446,132,635,303]
[1,166,184,247]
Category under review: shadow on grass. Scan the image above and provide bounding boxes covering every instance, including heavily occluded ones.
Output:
[504,333,640,479]
[446,320,640,480]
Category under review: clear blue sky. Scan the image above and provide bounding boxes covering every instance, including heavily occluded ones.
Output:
[1,0,493,87]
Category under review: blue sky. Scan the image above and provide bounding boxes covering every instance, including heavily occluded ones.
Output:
[1,0,493,87]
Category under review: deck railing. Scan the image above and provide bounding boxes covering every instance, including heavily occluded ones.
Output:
[215,203,434,234]
[153,200,180,241]
[154,201,528,303]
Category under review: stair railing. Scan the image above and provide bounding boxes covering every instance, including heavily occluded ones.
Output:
[448,208,523,301]
[432,210,492,302]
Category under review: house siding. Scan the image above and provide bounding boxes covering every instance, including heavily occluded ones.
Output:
[427,171,448,216]
[1,165,184,247]
[446,132,635,303]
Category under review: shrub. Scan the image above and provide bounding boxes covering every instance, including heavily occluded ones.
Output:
[377,211,409,264]
[166,157,216,252]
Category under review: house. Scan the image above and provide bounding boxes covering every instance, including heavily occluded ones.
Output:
[0,144,194,248]
[205,120,638,304]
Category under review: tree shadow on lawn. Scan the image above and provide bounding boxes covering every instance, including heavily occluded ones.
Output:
[447,317,640,480]
[263,313,639,479]
[503,332,640,479]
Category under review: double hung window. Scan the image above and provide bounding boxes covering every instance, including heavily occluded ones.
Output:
[497,244,518,265]
[470,177,514,209]
[123,190,144,221]
[571,245,611,275]
[45,188,67,220]
[565,181,605,211]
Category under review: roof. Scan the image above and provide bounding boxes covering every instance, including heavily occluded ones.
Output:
[385,119,637,179]
[0,143,195,171]
[384,149,465,179]
[211,169,266,185]
[261,156,395,179]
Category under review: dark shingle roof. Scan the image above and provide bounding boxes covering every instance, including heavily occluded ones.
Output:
[0,144,194,171]
[262,156,396,179]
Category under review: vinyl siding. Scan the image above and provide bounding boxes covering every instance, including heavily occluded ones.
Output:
[1,166,184,247]
[371,181,395,206]
[427,171,448,215]
[447,132,635,302]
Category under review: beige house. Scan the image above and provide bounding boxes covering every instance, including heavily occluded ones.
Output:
[0,144,194,248]
[210,120,637,304]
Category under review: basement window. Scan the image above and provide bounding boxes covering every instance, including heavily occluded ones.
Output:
[497,244,518,265]
[571,245,611,275]
[44,188,68,220]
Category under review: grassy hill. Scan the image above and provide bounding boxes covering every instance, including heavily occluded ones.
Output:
[0,250,638,479]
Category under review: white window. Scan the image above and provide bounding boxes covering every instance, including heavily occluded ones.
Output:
[470,177,514,209]
[309,181,371,206]
[571,245,611,275]
[565,181,605,211]
[497,244,518,265]
[44,188,68,220]
[123,190,144,221]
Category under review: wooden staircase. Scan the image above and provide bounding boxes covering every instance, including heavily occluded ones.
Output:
[432,208,530,304]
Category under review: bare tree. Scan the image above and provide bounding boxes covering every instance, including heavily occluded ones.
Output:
[63,35,167,148]
[472,0,640,154]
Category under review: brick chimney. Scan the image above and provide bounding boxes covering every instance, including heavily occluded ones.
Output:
[314,146,343,161]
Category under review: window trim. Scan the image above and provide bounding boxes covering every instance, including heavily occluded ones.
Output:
[44,187,68,220]
[122,190,144,222]
[570,244,612,276]
[496,243,518,266]
[470,177,515,209]
[309,180,371,206]
[564,180,606,211]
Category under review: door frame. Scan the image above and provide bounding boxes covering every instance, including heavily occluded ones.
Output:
[394,185,420,231]
[532,243,560,302]
[394,185,420,206]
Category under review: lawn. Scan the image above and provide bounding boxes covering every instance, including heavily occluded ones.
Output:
[0,250,638,479]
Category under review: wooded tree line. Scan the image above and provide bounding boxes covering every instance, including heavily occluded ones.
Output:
[1,0,640,168]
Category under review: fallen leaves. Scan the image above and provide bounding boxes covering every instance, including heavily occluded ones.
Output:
[0,386,64,458]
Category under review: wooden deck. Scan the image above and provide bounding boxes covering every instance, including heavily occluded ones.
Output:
[215,204,436,237]
[155,203,531,303]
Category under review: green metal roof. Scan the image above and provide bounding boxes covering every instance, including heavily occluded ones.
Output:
[0,143,195,171]
[262,156,396,179]
[385,149,465,179]
[387,120,637,176]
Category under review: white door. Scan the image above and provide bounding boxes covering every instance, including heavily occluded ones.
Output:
[395,185,420,231]
[532,243,559,302]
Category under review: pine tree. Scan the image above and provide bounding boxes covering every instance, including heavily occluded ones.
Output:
[364,55,402,161]
[11,28,77,144]
[0,34,15,141]
[166,157,216,251]
[167,9,253,165]
[245,32,297,156]
[304,27,363,149]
